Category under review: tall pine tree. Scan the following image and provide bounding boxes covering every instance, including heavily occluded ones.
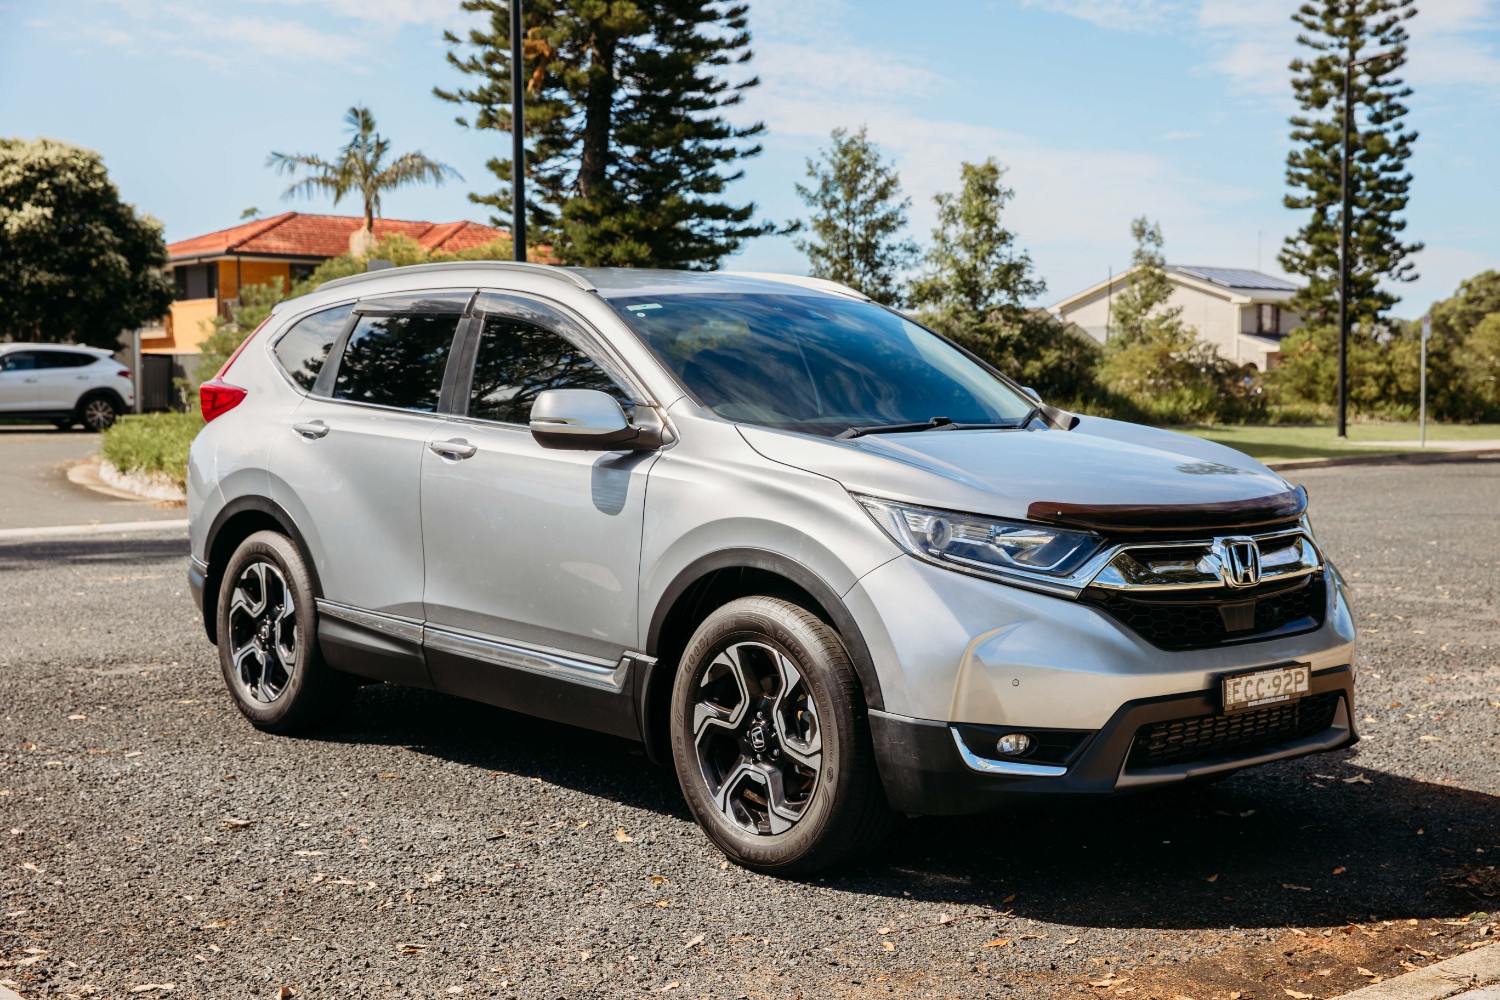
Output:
[793,127,918,306]
[436,0,774,268]
[1280,0,1421,326]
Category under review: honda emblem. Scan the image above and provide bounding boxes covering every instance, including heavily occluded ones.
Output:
[1214,536,1262,589]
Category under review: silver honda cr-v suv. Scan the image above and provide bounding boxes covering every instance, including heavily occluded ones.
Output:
[188,262,1357,874]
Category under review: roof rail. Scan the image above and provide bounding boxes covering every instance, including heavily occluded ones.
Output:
[316,260,596,293]
[720,271,872,302]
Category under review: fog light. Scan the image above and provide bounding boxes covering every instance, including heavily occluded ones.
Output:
[995,732,1032,756]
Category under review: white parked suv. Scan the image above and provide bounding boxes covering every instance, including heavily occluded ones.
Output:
[187,263,1357,874]
[0,343,135,430]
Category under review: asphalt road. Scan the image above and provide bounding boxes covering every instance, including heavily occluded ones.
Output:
[1,462,1496,999]
[0,427,181,531]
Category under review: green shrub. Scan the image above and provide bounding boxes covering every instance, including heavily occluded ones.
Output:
[98,412,204,489]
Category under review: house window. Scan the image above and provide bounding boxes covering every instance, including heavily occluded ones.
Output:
[290,263,318,284]
[1257,304,1281,335]
[174,264,218,301]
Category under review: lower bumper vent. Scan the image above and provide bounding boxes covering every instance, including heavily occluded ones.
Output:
[1127,691,1342,770]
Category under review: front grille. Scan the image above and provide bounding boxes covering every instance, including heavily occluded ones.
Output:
[1127,691,1342,770]
[1083,574,1326,651]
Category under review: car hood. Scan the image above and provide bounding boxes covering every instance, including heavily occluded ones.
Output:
[737,416,1296,526]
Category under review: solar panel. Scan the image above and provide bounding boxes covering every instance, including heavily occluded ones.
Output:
[1169,266,1300,292]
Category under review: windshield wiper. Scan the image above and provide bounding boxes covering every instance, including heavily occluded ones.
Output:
[836,416,1024,440]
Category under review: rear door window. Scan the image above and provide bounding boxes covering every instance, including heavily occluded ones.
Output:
[332,313,460,413]
[467,314,627,425]
[276,303,353,391]
[1,352,37,371]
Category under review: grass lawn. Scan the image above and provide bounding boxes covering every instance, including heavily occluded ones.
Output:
[1176,423,1500,462]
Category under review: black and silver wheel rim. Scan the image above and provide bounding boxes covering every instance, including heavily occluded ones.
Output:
[692,640,823,836]
[83,399,115,430]
[227,560,297,704]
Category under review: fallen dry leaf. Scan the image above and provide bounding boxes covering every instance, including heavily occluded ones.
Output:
[876,926,892,935]
[221,817,254,830]
[683,934,704,949]
[1343,774,1372,784]
[1206,874,1219,883]
[614,828,634,844]
[1332,867,1345,874]
[881,941,895,952]
[1281,883,1312,891]
[982,938,1010,948]
[127,986,175,994]
[1283,990,1316,1000]
[1002,893,1016,903]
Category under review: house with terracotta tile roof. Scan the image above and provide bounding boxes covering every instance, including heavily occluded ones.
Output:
[146,212,509,354]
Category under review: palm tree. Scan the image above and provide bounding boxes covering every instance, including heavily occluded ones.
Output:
[268,106,461,235]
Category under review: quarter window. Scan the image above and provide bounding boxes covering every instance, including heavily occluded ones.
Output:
[34,350,97,369]
[468,315,625,425]
[332,313,459,412]
[276,304,353,392]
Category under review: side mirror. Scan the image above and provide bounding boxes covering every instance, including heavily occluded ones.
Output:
[1019,385,1042,403]
[529,388,662,451]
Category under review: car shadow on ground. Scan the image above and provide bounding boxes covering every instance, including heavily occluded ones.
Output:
[315,682,1498,930]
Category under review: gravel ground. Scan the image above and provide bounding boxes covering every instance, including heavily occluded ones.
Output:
[1,461,1497,999]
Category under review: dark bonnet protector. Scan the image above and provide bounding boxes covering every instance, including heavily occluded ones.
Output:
[1026,485,1308,536]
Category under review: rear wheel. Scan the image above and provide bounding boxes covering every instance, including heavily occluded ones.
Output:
[216,530,353,732]
[670,596,893,875]
[78,395,119,431]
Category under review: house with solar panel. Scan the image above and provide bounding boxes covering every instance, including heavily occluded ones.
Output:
[1047,266,1302,371]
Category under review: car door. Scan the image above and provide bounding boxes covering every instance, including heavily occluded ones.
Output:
[418,292,660,726]
[0,351,42,410]
[31,350,95,410]
[269,291,471,689]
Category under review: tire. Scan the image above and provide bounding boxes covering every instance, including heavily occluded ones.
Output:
[77,394,119,432]
[215,530,354,733]
[670,596,893,875]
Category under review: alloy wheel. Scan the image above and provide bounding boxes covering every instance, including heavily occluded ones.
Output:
[83,398,116,430]
[227,560,298,704]
[691,640,823,835]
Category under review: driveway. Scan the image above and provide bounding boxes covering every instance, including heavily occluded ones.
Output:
[0,427,183,531]
[0,462,1495,999]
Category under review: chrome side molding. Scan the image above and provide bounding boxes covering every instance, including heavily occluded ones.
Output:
[315,600,647,695]
[949,728,1068,778]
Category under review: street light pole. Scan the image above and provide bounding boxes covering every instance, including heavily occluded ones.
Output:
[510,0,527,263]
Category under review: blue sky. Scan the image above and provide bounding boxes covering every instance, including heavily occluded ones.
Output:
[2,0,1496,317]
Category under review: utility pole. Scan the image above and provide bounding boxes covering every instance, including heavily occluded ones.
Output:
[510,0,527,263]
[1420,314,1430,447]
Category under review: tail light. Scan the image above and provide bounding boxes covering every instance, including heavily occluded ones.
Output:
[200,317,270,422]
[200,379,247,421]
[117,368,132,379]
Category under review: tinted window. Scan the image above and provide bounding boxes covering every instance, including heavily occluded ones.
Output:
[468,315,624,425]
[35,350,97,369]
[276,304,353,391]
[608,293,1033,436]
[1,352,37,371]
[332,313,458,412]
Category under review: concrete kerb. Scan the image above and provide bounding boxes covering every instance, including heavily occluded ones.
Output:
[1334,943,1500,1000]
[1267,447,1500,473]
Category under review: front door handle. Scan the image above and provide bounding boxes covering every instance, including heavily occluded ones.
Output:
[429,438,477,459]
[22,377,37,383]
[293,420,330,439]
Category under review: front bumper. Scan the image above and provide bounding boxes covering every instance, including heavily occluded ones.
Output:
[870,664,1357,814]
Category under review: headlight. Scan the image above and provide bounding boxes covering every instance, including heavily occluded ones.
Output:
[856,495,1102,587]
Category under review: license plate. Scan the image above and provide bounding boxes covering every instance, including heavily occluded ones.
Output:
[1221,663,1311,713]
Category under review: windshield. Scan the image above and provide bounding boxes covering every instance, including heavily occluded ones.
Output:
[607,292,1033,437]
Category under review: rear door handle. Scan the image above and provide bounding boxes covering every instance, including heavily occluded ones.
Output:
[429,438,477,459]
[293,420,330,439]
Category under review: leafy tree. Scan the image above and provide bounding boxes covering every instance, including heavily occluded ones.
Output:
[1280,0,1420,325]
[1427,269,1500,344]
[909,158,1044,331]
[1109,217,1187,346]
[0,137,173,349]
[268,106,460,235]
[1100,218,1261,423]
[793,127,918,306]
[438,0,774,268]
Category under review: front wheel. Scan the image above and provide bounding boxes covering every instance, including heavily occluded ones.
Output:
[216,530,353,732]
[670,596,893,875]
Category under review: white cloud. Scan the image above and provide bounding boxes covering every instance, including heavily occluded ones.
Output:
[1018,0,1191,33]
[744,3,1263,301]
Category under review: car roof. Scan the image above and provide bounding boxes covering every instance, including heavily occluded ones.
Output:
[311,262,870,303]
[0,343,110,354]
